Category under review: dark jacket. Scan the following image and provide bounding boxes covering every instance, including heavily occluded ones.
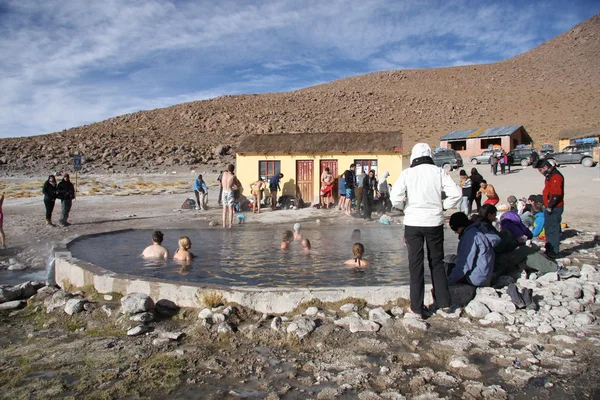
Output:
[57,180,75,200]
[469,172,483,199]
[344,169,356,189]
[42,181,58,200]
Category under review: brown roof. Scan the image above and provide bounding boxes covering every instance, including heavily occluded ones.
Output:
[558,127,600,140]
[236,132,403,154]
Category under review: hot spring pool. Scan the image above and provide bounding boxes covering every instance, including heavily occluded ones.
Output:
[67,226,459,288]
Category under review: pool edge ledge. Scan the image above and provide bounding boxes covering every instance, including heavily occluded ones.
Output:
[55,252,476,314]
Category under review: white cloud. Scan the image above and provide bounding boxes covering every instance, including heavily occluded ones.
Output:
[0,0,598,137]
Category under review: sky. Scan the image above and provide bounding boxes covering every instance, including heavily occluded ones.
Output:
[0,1,599,139]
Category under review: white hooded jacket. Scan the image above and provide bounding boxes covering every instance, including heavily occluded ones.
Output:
[378,170,390,193]
[390,143,461,227]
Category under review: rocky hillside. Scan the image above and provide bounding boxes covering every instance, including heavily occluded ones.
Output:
[1,15,599,175]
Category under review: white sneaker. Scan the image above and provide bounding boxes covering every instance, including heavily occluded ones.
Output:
[195,207,200,210]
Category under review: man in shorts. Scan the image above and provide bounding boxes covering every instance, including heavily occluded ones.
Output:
[221,164,240,228]
[320,167,334,208]
[343,164,357,216]
[141,231,168,260]
[477,180,499,205]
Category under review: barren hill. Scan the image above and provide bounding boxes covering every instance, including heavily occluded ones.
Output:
[1,14,599,175]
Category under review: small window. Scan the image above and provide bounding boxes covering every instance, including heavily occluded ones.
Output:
[354,159,378,176]
[259,160,281,182]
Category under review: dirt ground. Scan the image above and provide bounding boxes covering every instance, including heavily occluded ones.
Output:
[1,163,600,399]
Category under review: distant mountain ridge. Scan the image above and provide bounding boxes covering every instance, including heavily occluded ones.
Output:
[1,14,599,175]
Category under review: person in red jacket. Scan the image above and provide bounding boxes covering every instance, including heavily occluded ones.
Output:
[534,159,564,258]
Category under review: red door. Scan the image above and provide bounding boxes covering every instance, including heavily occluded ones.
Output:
[296,160,314,204]
[320,160,338,202]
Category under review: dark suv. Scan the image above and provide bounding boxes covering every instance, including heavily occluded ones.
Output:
[432,149,463,172]
[507,147,539,166]
[544,144,597,167]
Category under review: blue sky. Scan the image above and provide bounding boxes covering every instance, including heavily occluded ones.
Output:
[0,0,599,138]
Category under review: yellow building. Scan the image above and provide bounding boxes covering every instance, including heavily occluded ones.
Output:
[558,127,600,151]
[235,132,404,205]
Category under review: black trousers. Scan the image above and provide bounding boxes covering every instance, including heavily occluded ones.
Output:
[61,199,72,223]
[44,198,55,221]
[404,225,450,314]
[467,196,481,215]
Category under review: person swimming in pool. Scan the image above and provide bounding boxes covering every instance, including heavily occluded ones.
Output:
[141,230,168,260]
[293,223,303,240]
[344,242,369,268]
[174,236,194,263]
[301,238,311,253]
[281,230,293,250]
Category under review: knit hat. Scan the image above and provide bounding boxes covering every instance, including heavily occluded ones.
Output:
[293,223,301,231]
[410,143,433,164]
[507,195,517,204]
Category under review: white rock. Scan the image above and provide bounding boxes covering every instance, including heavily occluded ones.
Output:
[478,319,493,326]
[198,308,212,319]
[217,322,233,333]
[484,312,504,323]
[537,324,554,334]
[476,297,517,314]
[159,331,184,340]
[271,316,283,332]
[127,325,150,336]
[152,338,171,346]
[465,300,491,318]
[7,262,27,271]
[64,298,86,315]
[104,294,114,301]
[101,305,113,317]
[286,317,316,338]
[222,306,236,316]
[350,317,381,333]
[129,312,154,322]
[340,303,358,313]
[448,356,470,369]
[402,318,429,332]
[538,272,559,284]
[560,283,583,299]
[567,300,584,313]
[552,335,578,345]
[212,313,226,323]
[390,306,404,317]
[305,306,319,317]
[549,307,570,318]
[369,307,392,325]
[0,300,25,310]
[574,313,595,325]
[121,293,154,314]
[476,287,498,297]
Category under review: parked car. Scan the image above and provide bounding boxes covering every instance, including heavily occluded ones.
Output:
[507,147,539,166]
[470,150,495,165]
[432,149,463,172]
[544,144,598,167]
[540,143,555,156]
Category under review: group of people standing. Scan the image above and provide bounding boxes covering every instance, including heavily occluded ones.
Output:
[333,164,392,220]
[42,173,75,227]
[490,152,511,175]
[388,143,565,319]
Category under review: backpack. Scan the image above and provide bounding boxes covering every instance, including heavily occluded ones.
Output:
[181,198,196,209]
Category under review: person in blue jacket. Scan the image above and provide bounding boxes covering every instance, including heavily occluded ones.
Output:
[193,175,209,210]
[447,212,501,287]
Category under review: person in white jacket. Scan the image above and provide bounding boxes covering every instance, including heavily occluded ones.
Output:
[390,143,462,318]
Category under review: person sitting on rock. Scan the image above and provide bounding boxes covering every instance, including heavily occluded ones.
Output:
[344,242,370,268]
[141,230,168,260]
[174,236,194,263]
[447,212,501,287]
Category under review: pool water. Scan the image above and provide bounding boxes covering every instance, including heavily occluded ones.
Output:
[67,226,459,288]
